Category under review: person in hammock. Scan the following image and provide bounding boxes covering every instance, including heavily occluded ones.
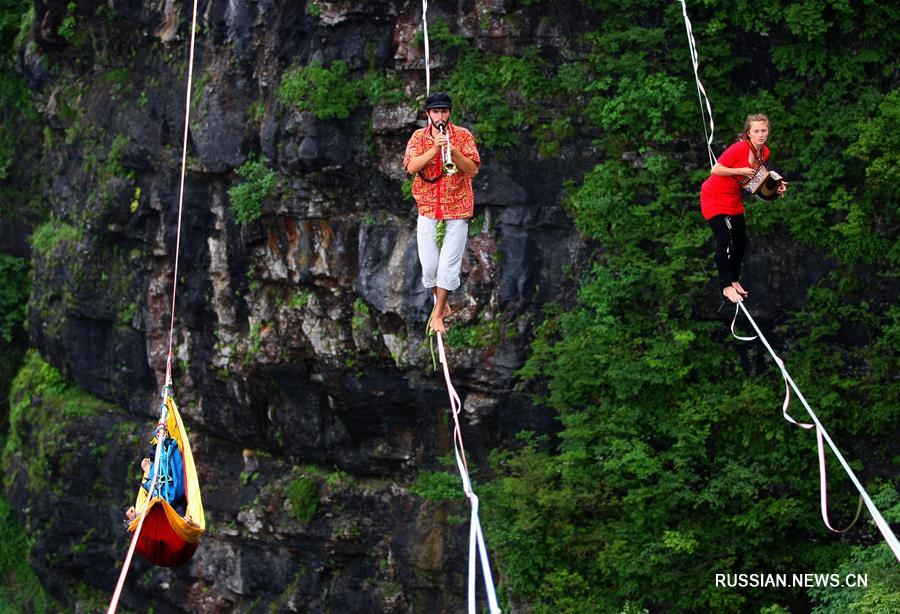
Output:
[403,92,481,334]
[700,113,789,303]
[123,436,188,524]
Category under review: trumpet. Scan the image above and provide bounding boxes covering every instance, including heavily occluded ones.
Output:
[436,122,458,176]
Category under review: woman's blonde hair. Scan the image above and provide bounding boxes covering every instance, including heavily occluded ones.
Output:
[739,114,771,140]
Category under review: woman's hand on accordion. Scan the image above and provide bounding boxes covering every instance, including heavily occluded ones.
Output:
[777,180,789,197]
[710,163,757,177]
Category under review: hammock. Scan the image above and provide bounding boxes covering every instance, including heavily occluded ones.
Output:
[108,2,203,608]
[126,396,205,567]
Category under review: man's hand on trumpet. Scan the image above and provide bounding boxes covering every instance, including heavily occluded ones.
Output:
[432,131,451,152]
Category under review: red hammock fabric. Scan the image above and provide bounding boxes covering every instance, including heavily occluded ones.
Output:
[134,499,199,568]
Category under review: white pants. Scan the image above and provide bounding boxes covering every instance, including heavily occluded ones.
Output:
[416,216,468,291]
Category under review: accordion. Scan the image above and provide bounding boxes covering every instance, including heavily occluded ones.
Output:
[742,166,784,201]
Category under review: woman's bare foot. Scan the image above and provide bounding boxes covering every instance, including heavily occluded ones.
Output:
[723,286,742,303]
[731,281,749,297]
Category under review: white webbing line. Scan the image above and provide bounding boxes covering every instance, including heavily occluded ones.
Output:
[422,0,431,95]
[164,0,201,389]
[109,0,200,609]
[107,402,170,613]
[678,0,717,169]
[732,302,900,562]
[435,332,502,613]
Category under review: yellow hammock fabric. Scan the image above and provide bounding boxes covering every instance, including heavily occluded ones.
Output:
[127,397,204,566]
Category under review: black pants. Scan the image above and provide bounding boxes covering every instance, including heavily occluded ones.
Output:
[707,214,747,289]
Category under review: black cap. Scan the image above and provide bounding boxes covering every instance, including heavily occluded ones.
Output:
[424,92,452,110]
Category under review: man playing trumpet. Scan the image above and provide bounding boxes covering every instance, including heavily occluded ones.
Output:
[403,92,481,334]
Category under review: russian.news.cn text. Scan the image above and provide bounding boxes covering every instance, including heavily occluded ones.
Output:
[715,573,868,589]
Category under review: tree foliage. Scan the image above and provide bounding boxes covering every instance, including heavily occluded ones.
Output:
[463,1,900,612]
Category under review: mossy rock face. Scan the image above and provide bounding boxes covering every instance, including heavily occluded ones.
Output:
[5,350,108,493]
[2,350,146,602]
[27,224,156,414]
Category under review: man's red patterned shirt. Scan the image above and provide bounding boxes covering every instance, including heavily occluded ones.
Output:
[403,123,480,220]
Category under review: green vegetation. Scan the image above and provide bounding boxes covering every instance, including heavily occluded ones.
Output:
[472,2,900,612]
[0,1,897,611]
[809,486,900,613]
[247,99,265,123]
[400,177,413,201]
[443,317,500,349]
[4,350,109,495]
[191,68,210,109]
[414,17,468,50]
[0,0,39,220]
[57,2,77,42]
[290,290,311,309]
[242,321,265,366]
[228,154,277,224]
[325,469,351,488]
[277,60,403,120]
[130,186,141,213]
[0,497,51,611]
[467,213,485,236]
[439,49,561,149]
[102,66,132,96]
[75,131,137,209]
[0,255,27,412]
[426,32,589,149]
[409,469,461,503]
[351,297,370,330]
[286,476,319,524]
[29,217,81,256]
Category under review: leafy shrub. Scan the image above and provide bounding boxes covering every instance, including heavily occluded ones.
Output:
[278,60,402,120]
[439,49,552,149]
[228,154,277,224]
[410,470,462,502]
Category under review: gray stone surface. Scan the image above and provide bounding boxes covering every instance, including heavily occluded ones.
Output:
[4,0,593,611]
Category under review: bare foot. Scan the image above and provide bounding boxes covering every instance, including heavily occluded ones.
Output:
[723,286,742,303]
[431,315,446,335]
[731,281,749,297]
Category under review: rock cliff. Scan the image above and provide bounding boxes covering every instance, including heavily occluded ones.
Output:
[4,0,595,610]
